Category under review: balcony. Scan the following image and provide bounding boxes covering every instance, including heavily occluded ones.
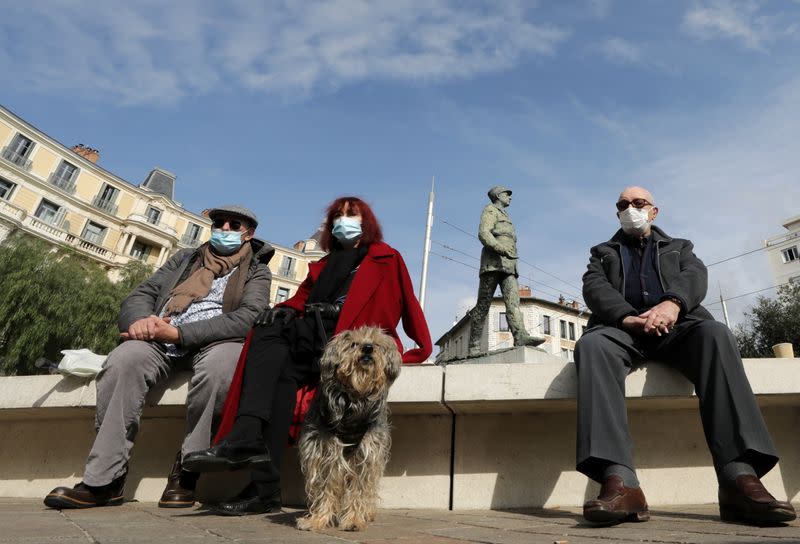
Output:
[47,172,77,194]
[126,213,178,238]
[179,233,202,248]
[1,146,32,171]
[91,194,118,215]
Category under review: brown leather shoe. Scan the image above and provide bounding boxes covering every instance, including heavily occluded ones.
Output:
[719,474,796,524]
[44,474,125,509]
[583,475,650,523]
[159,452,199,508]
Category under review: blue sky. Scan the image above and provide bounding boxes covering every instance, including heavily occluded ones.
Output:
[2,0,800,345]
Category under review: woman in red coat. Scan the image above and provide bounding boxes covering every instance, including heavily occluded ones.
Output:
[184,196,432,515]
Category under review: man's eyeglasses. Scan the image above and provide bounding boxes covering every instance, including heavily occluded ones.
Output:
[616,198,652,212]
[212,217,245,230]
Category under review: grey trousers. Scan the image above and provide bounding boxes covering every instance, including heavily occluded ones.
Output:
[82,340,241,487]
[469,272,527,351]
[574,318,779,483]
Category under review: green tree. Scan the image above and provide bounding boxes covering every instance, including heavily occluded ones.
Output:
[735,282,800,358]
[0,236,152,375]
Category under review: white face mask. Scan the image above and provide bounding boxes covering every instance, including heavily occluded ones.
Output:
[618,206,652,236]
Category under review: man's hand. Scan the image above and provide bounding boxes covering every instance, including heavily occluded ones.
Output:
[639,300,680,336]
[121,316,180,343]
[621,315,648,335]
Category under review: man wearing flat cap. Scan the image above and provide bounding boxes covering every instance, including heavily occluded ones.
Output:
[45,205,274,511]
[468,186,544,357]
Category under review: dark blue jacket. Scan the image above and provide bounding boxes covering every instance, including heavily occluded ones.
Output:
[582,226,714,328]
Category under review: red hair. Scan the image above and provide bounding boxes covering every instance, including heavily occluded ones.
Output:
[320,196,383,252]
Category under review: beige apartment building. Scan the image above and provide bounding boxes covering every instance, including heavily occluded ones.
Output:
[435,287,590,363]
[765,215,800,287]
[0,105,325,302]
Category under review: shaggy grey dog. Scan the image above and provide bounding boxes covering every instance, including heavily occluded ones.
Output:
[296,326,402,532]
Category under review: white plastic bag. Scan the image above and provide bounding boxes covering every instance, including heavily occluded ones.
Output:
[57,349,107,378]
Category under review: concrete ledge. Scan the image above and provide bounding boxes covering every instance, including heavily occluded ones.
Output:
[1,357,799,510]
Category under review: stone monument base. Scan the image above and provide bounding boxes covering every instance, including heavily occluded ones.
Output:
[446,346,561,365]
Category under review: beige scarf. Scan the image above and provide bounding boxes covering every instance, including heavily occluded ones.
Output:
[163,242,253,316]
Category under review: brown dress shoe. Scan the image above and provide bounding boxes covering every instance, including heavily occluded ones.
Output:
[583,475,650,523]
[159,451,199,508]
[44,474,126,509]
[719,474,796,524]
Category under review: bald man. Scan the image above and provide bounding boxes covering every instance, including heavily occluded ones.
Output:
[575,186,794,525]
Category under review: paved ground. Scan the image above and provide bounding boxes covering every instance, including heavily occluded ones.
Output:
[3,499,800,544]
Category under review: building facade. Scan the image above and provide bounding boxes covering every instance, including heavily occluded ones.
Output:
[0,105,212,270]
[0,104,326,303]
[765,215,800,287]
[435,288,590,363]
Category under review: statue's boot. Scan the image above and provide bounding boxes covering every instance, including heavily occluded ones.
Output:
[513,333,546,348]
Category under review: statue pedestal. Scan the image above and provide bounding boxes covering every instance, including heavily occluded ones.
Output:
[446,346,562,365]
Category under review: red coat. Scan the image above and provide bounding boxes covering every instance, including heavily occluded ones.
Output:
[214,241,432,444]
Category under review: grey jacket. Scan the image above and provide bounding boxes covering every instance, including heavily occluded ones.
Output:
[118,239,274,350]
[583,225,714,329]
[478,203,518,276]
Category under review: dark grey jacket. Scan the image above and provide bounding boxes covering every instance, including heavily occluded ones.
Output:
[583,225,714,328]
[118,239,274,350]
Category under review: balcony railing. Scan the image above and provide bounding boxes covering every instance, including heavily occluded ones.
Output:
[277,268,296,279]
[1,146,32,171]
[179,233,202,247]
[47,172,77,194]
[92,194,119,215]
[127,214,178,237]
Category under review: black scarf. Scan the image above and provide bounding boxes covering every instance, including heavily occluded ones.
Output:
[307,246,368,304]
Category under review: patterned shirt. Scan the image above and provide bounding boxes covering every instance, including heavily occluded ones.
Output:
[160,267,237,357]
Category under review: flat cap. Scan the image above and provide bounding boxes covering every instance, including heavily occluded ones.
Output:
[207,205,258,228]
[487,185,512,201]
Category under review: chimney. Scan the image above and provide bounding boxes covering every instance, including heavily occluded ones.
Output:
[558,295,566,306]
[571,300,579,309]
[71,144,100,163]
[518,285,531,297]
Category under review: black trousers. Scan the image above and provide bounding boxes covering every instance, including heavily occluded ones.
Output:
[574,317,779,483]
[234,320,320,497]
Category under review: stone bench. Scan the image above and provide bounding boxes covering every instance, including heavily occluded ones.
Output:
[1,352,798,510]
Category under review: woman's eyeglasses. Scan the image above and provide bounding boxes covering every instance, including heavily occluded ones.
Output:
[616,198,652,212]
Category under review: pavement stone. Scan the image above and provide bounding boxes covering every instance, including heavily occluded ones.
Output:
[3,499,799,544]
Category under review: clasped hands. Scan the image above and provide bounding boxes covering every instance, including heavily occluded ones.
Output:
[622,299,681,337]
[120,315,180,343]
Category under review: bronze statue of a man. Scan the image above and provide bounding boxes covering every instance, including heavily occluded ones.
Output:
[468,185,545,357]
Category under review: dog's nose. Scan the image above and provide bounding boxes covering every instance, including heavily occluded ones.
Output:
[361,343,374,355]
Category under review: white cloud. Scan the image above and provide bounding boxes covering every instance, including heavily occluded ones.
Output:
[597,36,642,64]
[681,0,794,51]
[0,0,568,105]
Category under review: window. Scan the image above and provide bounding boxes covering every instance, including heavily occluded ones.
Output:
[34,199,64,227]
[81,221,106,245]
[275,287,290,303]
[2,133,34,168]
[93,184,119,214]
[51,160,78,191]
[145,206,162,225]
[185,223,201,243]
[498,312,509,332]
[781,246,799,263]
[559,319,567,339]
[130,241,153,261]
[278,256,296,278]
[542,315,551,335]
[568,322,576,341]
[0,177,15,200]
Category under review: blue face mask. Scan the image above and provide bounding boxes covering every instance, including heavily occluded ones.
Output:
[332,217,362,246]
[209,229,243,255]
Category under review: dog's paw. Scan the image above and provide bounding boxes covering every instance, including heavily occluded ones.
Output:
[339,520,368,532]
[296,515,330,532]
